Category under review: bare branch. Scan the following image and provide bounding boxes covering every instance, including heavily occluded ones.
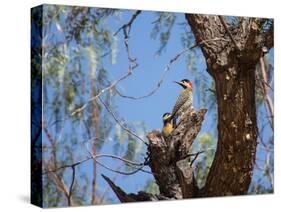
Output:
[93,154,144,166]
[115,48,189,100]
[98,96,148,145]
[99,165,123,204]
[88,151,152,176]
[258,56,274,129]
[101,174,136,202]
[70,69,133,116]
[67,166,76,206]
[256,76,273,91]
[44,160,75,206]
[115,38,230,101]
[42,120,56,145]
[114,10,142,36]
[265,152,274,188]
[101,174,159,202]
[94,157,148,175]
[190,151,204,166]
[43,157,92,174]
[70,11,140,117]
[48,171,69,200]
[43,153,150,175]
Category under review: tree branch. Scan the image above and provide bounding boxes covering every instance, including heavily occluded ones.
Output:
[259,56,274,129]
[114,10,142,36]
[67,166,76,206]
[43,153,150,175]
[89,152,151,176]
[115,48,189,100]
[103,109,208,201]
[98,96,148,145]
[71,11,140,117]
[101,174,159,202]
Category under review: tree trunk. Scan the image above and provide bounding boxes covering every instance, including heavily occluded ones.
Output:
[185,14,273,196]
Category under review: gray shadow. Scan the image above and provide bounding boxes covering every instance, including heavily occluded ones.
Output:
[18,194,30,203]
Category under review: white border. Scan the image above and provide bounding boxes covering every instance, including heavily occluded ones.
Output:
[0,0,279,211]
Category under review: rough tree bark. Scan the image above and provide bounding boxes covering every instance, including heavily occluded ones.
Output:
[185,15,273,196]
[102,15,273,201]
[102,109,207,201]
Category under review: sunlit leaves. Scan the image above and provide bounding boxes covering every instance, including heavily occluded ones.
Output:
[110,36,118,64]
[113,121,147,163]
[198,133,213,146]
[143,179,160,195]
[83,46,97,78]
[189,132,216,188]
[151,12,176,55]
[41,5,121,207]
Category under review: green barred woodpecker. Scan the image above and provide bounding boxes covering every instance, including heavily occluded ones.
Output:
[162,112,173,138]
[170,79,193,126]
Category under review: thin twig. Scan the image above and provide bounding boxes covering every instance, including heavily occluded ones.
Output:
[94,157,149,175]
[259,56,274,129]
[94,154,144,166]
[265,152,274,188]
[42,120,56,145]
[188,150,205,158]
[99,165,122,204]
[115,48,189,100]
[70,11,140,117]
[43,160,73,206]
[43,153,147,175]
[88,151,152,175]
[189,149,215,166]
[114,10,142,36]
[258,143,274,153]
[70,70,133,116]
[115,37,229,100]
[256,77,273,92]
[43,157,92,175]
[218,15,240,51]
[70,24,229,115]
[67,166,76,206]
[174,148,216,166]
[98,96,148,146]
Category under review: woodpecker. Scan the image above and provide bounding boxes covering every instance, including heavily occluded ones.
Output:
[170,79,193,126]
[162,112,173,138]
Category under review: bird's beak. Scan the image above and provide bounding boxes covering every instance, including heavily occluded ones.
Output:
[173,81,182,86]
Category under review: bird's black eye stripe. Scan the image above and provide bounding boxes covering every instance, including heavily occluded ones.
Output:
[181,79,190,83]
[162,113,170,118]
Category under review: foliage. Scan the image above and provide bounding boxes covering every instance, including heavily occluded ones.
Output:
[39,5,148,207]
[151,12,176,56]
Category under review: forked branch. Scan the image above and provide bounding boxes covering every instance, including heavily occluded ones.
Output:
[103,109,207,201]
